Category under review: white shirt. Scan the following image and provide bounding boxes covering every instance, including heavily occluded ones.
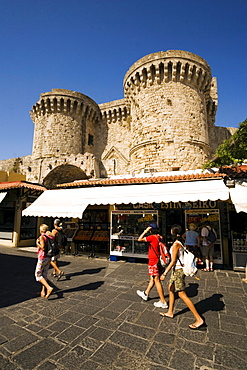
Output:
[170,240,184,270]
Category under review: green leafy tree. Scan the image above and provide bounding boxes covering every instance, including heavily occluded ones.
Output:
[204,118,247,168]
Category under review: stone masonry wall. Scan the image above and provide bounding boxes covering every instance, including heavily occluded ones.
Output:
[99,99,131,176]
[123,50,214,172]
[0,51,237,187]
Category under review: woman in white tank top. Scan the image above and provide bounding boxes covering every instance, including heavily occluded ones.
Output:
[159,224,204,330]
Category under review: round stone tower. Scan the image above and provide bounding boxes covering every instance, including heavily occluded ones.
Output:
[30,89,101,159]
[123,50,218,172]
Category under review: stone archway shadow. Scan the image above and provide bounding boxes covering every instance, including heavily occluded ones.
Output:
[43,164,89,189]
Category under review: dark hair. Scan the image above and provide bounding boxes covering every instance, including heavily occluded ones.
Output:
[171,224,184,245]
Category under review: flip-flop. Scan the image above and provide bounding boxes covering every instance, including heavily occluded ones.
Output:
[189,323,206,330]
[57,271,64,281]
[159,312,174,318]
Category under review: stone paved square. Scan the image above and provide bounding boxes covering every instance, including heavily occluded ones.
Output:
[0,245,246,369]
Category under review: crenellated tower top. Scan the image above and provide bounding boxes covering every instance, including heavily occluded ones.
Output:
[30,89,101,160]
[123,50,214,105]
[122,50,218,173]
[30,89,101,124]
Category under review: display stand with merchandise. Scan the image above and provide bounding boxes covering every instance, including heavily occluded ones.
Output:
[232,232,247,271]
[72,209,110,256]
[110,210,158,262]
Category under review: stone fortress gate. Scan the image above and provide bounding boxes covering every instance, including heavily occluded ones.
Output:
[0,50,236,188]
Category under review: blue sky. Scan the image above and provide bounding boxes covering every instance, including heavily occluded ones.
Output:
[0,0,246,161]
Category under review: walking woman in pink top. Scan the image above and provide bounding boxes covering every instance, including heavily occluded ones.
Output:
[35,224,53,299]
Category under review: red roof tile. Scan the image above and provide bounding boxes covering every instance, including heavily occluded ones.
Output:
[219,165,247,176]
[57,172,224,188]
[0,181,46,191]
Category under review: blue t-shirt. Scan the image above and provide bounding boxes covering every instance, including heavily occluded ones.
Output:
[185,230,199,246]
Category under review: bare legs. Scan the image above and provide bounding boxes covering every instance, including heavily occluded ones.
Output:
[35,259,53,299]
[145,276,167,304]
[39,277,53,298]
[163,283,175,318]
[50,260,63,276]
[160,282,203,328]
[178,291,203,328]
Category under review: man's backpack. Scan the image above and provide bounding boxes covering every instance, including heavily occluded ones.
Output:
[155,236,171,268]
[178,244,197,277]
[43,235,60,257]
[57,229,67,247]
[205,226,217,243]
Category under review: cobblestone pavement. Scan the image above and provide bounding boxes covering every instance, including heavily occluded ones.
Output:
[0,245,246,370]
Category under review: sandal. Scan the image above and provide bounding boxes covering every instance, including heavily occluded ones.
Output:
[210,268,214,272]
[189,322,206,330]
[57,271,64,281]
[159,312,174,318]
[202,268,210,272]
[51,273,57,277]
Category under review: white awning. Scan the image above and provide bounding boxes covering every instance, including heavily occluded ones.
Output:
[22,179,230,218]
[0,192,7,203]
[22,189,88,218]
[230,183,247,213]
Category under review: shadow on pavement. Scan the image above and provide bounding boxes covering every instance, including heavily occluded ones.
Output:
[173,281,225,320]
[0,251,105,308]
[65,267,106,280]
[52,281,105,300]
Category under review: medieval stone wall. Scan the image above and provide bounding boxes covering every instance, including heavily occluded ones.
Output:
[0,51,237,187]
[99,99,131,176]
[123,51,212,172]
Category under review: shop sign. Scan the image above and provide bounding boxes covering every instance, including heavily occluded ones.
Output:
[132,200,217,210]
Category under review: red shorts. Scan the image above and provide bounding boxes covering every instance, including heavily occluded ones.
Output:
[148,263,160,276]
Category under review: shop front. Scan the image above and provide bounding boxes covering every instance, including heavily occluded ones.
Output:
[0,181,46,247]
[228,181,247,271]
[39,206,111,256]
[110,200,228,267]
[22,177,233,266]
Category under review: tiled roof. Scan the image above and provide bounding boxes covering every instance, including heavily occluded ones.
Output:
[219,165,247,177]
[0,181,46,192]
[57,172,224,188]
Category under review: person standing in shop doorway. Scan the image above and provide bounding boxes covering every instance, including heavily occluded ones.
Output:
[183,223,201,266]
[201,221,217,272]
[136,223,168,309]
